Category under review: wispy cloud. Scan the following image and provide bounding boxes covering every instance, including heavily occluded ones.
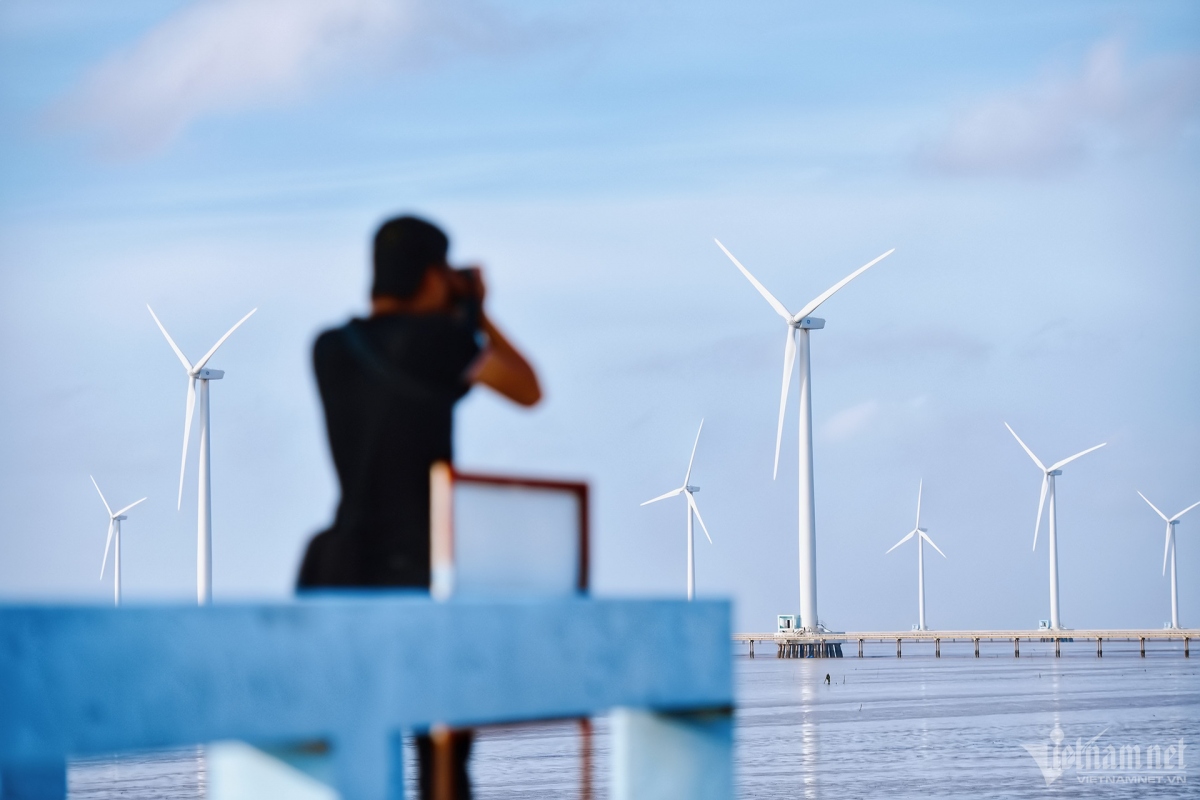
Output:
[822,399,881,442]
[46,0,522,157]
[826,325,992,368]
[921,39,1200,176]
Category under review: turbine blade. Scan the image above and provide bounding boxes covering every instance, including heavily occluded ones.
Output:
[920,530,947,559]
[885,529,916,554]
[1163,523,1172,576]
[114,497,147,517]
[147,305,193,372]
[687,493,712,544]
[1137,491,1169,522]
[793,248,895,321]
[915,479,923,530]
[773,327,797,480]
[100,519,114,579]
[194,308,257,371]
[1169,500,1200,523]
[714,239,793,321]
[1049,442,1106,471]
[683,419,704,487]
[1004,422,1046,472]
[641,487,683,506]
[1033,474,1048,551]
[90,475,113,517]
[178,377,196,510]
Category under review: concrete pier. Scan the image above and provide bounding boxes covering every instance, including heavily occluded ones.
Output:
[735,629,1196,659]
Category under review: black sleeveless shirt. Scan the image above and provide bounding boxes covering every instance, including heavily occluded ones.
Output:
[297,309,480,589]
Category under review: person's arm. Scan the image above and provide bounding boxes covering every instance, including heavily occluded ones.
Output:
[468,313,542,406]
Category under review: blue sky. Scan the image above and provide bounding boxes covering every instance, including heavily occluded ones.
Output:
[1,0,1198,632]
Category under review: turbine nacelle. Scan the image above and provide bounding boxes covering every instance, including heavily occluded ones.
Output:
[791,317,824,330]
[686,485,700,493]
[195,368,224,380]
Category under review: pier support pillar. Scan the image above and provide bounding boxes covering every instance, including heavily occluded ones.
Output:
[935,638,940,658]
[748,640,754,658]
[896,639,901,658]
[1140,638,1145,658]
[973,638,979,658]
[1097,637,1102,658]
[857,639,863,658]
[1185,638,1189,658]
[1014,638,1019,658]
[611,708,733,800]
[1055,638,1060,658]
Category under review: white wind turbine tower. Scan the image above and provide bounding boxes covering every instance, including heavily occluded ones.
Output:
[148,305,256,605]
[91,476,146,607]
[885,480,946,631]
[716,240,894,631]
[641,420,712,601]
[1136,492,1200,630]
[1005,423,1105,631]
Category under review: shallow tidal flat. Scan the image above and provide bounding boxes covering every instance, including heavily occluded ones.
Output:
[68,640,1199,798]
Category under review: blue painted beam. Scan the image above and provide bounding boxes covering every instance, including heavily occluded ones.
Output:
[0,596,731,794]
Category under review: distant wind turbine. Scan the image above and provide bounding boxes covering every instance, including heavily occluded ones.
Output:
[641,420,712,601]
[148,305,256,605]
[885,480,946,631]
[1137,492,1200,630]
[716,239,894,631]
[91,476,146,607]
[1005,422,1105,631]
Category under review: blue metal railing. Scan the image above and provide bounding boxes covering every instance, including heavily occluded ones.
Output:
[0,596,733,799]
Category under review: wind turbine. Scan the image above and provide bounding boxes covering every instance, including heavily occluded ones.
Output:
[885,480,946,631]
[641,420,712,601]
[716,239,894,631]
[1005,422,1105,631]
[148,305,256,605]
[1136,492,1200,629]
[91,476,146,607]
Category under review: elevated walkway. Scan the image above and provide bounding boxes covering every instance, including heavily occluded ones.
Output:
[734,628,1198,658]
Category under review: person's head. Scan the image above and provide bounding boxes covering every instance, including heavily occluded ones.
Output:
[372,215,450,301]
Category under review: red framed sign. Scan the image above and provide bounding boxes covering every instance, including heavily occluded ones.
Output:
[430,462,590,599]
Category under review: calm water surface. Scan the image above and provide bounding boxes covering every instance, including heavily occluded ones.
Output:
[69,639,1199,798]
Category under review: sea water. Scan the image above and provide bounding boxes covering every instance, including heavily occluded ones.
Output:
[68,638,1199,798]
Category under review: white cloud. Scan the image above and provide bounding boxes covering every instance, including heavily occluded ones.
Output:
[822,399,880,442]
[47,0,515,156]
[923,39,1200,176]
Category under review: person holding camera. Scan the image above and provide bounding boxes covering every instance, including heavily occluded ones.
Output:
[297,214,540,798]
[299,213,540,589]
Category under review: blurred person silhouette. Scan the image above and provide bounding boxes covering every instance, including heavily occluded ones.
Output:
[298,214,541,799]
